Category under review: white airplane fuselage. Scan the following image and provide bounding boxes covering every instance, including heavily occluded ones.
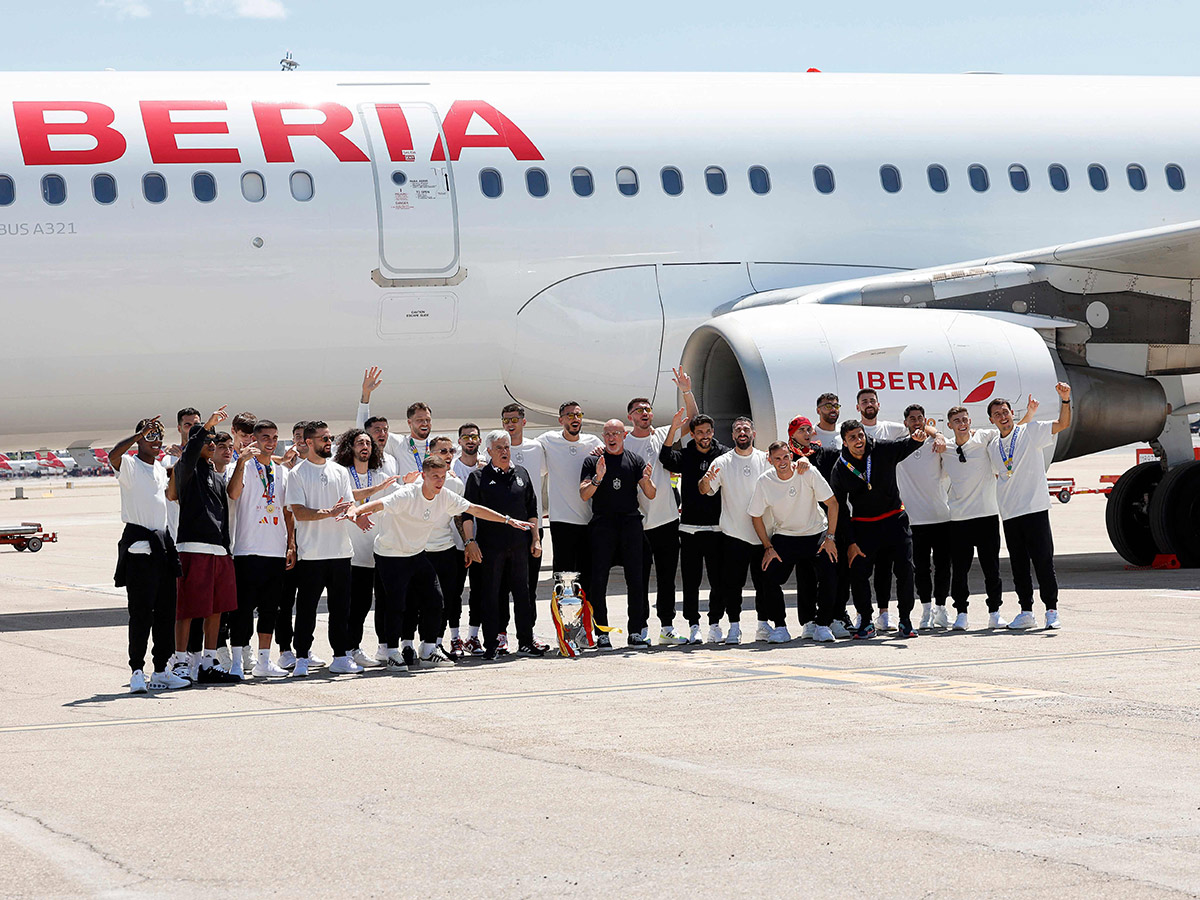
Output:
[1,70,1198,442]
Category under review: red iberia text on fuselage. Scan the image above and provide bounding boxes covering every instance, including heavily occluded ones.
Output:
[857,371,960,391]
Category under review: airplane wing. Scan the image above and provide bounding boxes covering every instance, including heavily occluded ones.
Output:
[1000,219,1200,280]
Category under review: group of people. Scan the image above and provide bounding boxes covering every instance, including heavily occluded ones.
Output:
[113,364,1073,692]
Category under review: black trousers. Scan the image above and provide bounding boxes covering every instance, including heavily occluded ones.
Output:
[679,529,723,626]
[402,547,457,640]
[911,521,953,605]
[528,526,543,627]
[721,535,784,626]
[479,541,534,650]
[834,531,854,626]
[375,552,443,644]
[588,515,649,632]
[950,515,1003,612]
[1002,510,1058,611]
[276,563,299,652]
[232,555,286,645]
[550,521,591,598]
[459,562,481,629]
[294,558,352,659]
[849,512,916,622]
[348,564,386,650]
[124,552,176,673]
[643,520,680,627]
[766,533,840,627]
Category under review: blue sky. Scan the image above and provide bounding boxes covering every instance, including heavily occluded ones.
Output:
[6,0,1198,74]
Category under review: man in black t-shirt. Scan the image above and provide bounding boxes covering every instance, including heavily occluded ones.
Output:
[580,420,657,648]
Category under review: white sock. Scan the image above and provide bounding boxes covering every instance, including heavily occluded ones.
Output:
[450,627,460,639]
[190,651,204,668]
[377,642,387,655]
[402,639,414,650]
[757,619,769,629]
[922,602,932,613]
[468,625,479,638]
[420,641,436,658]
[258,648,270,663]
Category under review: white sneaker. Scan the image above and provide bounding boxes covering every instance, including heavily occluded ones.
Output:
[658,627,688,645]
[293,657,310,677]
[933,606,951,629]
[769,626,793,643]
[918,607,934,629]
[725,623,741,645]
[1045,610,1061,629]
[148,669,190,690]
[241,646,255,672]
[813,625,835,643]
[307,653,328,669]
[988,612,1009,629]
[952,613,969,631]
[754,622,772,642]
[329,655,363,674]
[1008,611,1037,630]
[229,655,245,680]
[351,648,382,668]
[707,624,724,644]
[830,620,852,639]
[687,624,702,644]
[875,611,892,631]
[277,650,297,670]
[374,643,390,664]
[420,647,452,667]
[252,658,288,678]
[799,621,816,640]
[386,649,410,671]
[129,670,147,694]
[215,646,232,669]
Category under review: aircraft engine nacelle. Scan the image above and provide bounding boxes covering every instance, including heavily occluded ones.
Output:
[680,304,1168,459]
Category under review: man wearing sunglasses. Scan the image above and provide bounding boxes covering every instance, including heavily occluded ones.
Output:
[814,393,843,450]
[537,401,603,602]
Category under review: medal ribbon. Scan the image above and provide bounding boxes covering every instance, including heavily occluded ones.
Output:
[840,454,872,489]
[253,458,275,506]
[350,466,373,490]
[408,437,428,470]
[998,426,1020,475]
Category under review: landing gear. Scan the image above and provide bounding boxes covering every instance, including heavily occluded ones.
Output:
[1149,460,1200,567]
[1105,462,1164,566]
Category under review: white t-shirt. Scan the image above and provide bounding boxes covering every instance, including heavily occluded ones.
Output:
[988,419,1056,520]
[536,431,604,526]
[345,464,391,567]
[509,437,545,522]
[164,452,181,540]
[232,459,289,558]
[863,420,910,441]
[747,466,833,538]
[288,459,354,560]
[623,426,679,530]
[373,481,471,558]
[945,429,1001,520]
[896,443,951,526]
[355,401,424,478]
[706,448,772,545]
[425,472,466,552]
[116,456,169,554]
[451,455,484,486]
[814,425,843,451]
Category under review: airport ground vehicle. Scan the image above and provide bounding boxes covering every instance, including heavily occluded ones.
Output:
[0,523,58,552]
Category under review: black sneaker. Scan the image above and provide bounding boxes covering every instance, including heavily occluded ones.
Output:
[518,642,548,656]
[627,632,651,648]
[896,620,918,638]
[482,647,497,660]
[596,634,612,649]
[196,663,241,685]
[402,645,418,670]
[853,623,877,640]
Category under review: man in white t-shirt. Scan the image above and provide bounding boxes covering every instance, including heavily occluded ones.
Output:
[536,401,603,593]
[347,455,532,664]
[750,441,840,642]
[111,416,189,692]
[356,366,432,479]
[896,404,953,631]
[502,404,545,637]
[288,420,360,677]
[987,384,1073,630]
[227,419,295,679]
[815,392,843,451]
[700,416,780,645]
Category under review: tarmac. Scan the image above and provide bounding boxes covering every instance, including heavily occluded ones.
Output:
[0,445,1198,898]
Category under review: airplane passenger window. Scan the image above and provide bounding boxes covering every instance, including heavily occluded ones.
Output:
[479,168,503,198]
[927,165,948,193]
[879,165,902,193]
[705,166,727,195]
[968,164,989,192]
[813,165,835,194]
[1126,164,1147,192]
[1166,164,1186,191]
[240,172,265,202]
[0,175,13,206]
[661,167,683,196]
[748,166,770,195]
[1048,164,1069,192]
[41,174,66,205]
[1087,164,1108,192]
[143,173,167,203]
[192,172,217,203]
[289,171,314,202]
[616,167,639,197]
[92,174,117,205]
[525,168,548,197]
[571,167,594,197]
[1008,165,1029,192]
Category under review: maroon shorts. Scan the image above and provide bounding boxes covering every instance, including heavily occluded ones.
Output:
[176,552,238,621]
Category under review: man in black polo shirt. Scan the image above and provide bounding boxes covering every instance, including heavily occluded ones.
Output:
[464,430,545,657]
[659,409,728,644]
[580,420,657,649]
[829,418,931,640]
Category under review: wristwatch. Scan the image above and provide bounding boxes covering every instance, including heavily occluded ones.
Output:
[592,475,603,486]
[464,538,476,546]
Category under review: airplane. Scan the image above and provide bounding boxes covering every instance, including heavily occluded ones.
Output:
[0,451,64,475]
[0,70,1198,566]
[35,451,69,472]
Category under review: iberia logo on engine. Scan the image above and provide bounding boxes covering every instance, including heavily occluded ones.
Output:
[856,370,998,404]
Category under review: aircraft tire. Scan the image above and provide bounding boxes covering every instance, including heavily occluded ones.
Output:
[1105,462,1164,566]
[1148,460,1200,567]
